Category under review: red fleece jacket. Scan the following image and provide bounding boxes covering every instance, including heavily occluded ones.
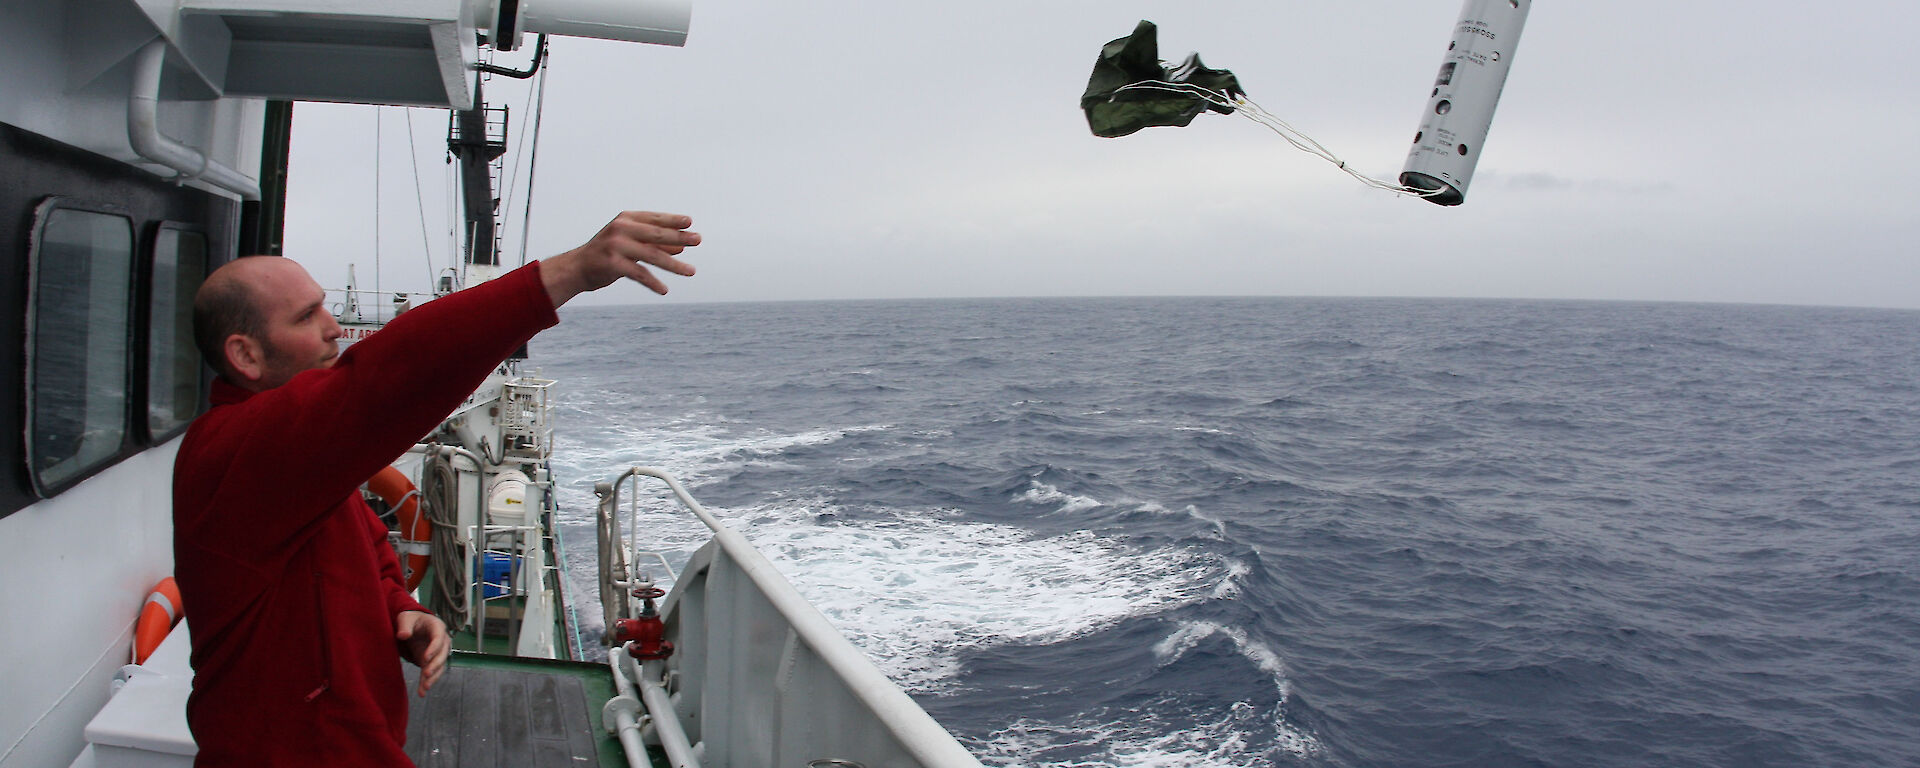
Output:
[172,262,558,767]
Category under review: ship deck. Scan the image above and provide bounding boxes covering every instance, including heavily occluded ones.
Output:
[403,651,653,768]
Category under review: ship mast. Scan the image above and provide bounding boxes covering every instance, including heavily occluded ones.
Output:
[446,74,510,286]
[445,34,550,289]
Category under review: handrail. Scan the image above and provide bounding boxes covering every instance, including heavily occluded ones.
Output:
[596,466,983,768]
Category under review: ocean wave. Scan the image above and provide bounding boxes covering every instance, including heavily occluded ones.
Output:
[1152,620,1289,697]
[971,695,1320,768]
[734,500,1228,693]
[547,402,886,490]
[1013,480,1102,514]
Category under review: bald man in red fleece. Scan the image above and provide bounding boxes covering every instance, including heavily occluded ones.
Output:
[172,212,699,767]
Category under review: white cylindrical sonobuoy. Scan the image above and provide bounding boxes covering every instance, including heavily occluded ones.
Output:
[1401,0,1531,206]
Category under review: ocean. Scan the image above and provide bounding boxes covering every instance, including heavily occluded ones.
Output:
[529,296,1920,768]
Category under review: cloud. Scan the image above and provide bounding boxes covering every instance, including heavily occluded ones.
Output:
[280,0,1920,310]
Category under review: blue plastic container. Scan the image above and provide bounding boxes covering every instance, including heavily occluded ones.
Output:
[478,553,518,598]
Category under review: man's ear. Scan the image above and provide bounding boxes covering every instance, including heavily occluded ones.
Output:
[224,334,265,384]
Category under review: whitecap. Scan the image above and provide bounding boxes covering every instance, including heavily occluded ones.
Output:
[972,697,1322,768]
[730,500,1225,692]
[1014,480,1102,514]
[967,619,1320,767]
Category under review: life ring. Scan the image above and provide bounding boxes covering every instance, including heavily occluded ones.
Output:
[367,465,431,592]
[133,577,182,665]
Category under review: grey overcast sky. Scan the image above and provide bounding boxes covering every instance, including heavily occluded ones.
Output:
[282,0,1920,310]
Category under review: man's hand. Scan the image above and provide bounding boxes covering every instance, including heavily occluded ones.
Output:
[396,611,450,697]
[543,211,700,307]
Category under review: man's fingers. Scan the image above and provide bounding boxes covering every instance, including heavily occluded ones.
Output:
[620,260,667,295]
[420,653,446,692]
[646,251,696,277]
[615,210,696,234]
[586,225,697,293]
[602,235,695,294]
[608,214,698,245]
[610,242,692,274]
[544,211,699,305]
[612,239,695,278]
[621,210,692,228]
[417,666,439,697]
[414,620,450,697]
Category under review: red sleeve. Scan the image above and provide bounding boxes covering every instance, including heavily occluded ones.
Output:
[176,261,560,570]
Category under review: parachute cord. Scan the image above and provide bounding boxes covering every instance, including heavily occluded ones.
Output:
[1113,81,1445,198]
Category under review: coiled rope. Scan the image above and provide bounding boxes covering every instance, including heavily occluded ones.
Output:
[420,447,468,630]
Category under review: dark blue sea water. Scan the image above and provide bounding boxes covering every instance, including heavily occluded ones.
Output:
[531,297,1920,768]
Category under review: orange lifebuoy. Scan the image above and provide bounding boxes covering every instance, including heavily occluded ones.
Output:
[367,465,431,592]
[133,577,182,665]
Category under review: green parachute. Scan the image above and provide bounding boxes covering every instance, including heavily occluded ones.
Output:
[1079,19,1450,200]
[1080,20,1245,138]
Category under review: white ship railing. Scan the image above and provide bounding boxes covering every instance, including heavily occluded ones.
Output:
[596,467,985,768]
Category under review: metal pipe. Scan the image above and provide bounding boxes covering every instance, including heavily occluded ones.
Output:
[595,480,627,633]
[450,445,489,628]
[604,654,652,768]
[476,34,548,78]
[637,658,700,768]
[127,41,261,200]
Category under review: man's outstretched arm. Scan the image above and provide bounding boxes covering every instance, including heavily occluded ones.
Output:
[542,211,701,307]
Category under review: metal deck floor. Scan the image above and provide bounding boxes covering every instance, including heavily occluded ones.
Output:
[403,653,621,768]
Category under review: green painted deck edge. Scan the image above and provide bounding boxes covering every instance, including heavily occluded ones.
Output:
[449,625,545,656]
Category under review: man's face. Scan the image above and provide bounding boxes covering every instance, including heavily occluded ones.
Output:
[248,259,342,389]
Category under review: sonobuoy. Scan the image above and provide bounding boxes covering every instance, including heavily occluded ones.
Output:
[1401,0,1531,206]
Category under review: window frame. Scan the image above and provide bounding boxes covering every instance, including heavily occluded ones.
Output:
[23,197,139,498]
[140,221,211,444]
[2,123,244,520]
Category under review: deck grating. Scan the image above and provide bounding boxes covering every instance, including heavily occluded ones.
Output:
[403,661,601,767]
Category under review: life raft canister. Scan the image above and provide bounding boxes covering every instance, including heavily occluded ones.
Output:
[366,465,431,592]
[132,577,182,665]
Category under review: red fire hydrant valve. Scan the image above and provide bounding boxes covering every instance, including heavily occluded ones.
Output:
[614,583,673,660]
[614,616,674,660]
